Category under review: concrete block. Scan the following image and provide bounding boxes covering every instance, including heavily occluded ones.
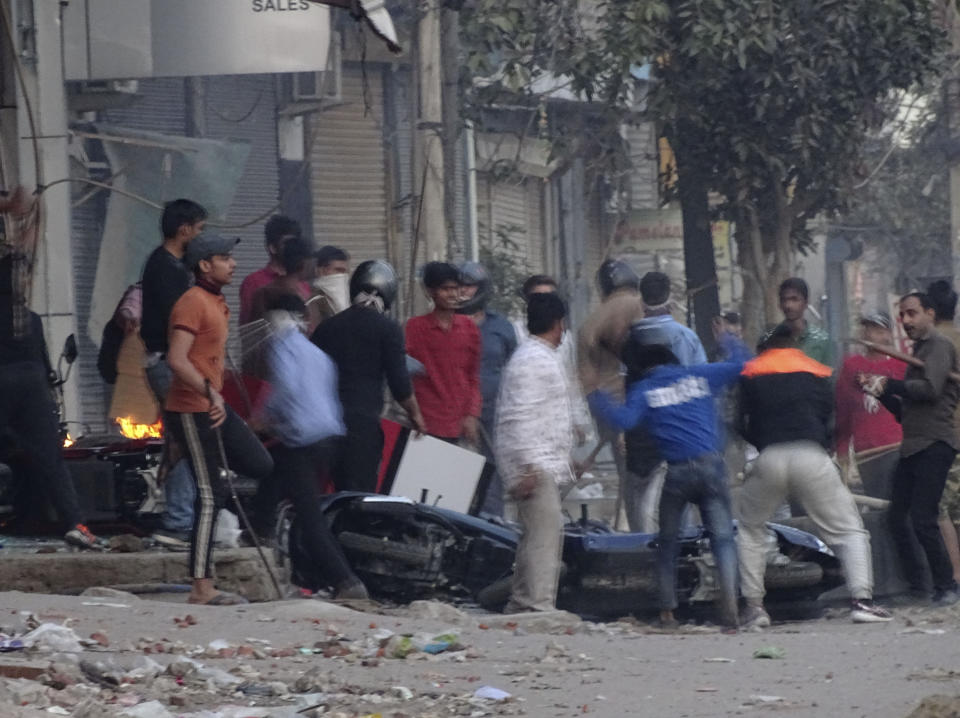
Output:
[0,549,280,602]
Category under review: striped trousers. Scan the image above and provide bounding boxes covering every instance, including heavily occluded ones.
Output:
[166,407,273,579]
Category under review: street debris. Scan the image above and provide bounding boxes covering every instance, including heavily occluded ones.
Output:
[474,685,512,701]
[752,645,786,659]
[907,668,960,682]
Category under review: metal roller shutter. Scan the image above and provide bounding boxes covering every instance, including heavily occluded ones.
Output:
[71,77,188,435]
[200,74,281,359]
[309,64,388,264]
[477,173,545,275]
[71,74,280,433]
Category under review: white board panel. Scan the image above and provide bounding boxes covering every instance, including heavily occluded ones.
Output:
[389,435,486,514]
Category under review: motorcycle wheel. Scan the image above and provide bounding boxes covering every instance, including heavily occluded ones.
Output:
[338,531,433,567]
[764,560,823,589]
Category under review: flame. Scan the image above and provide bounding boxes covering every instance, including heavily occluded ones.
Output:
[63,434,75,448]
[115,416,163,439]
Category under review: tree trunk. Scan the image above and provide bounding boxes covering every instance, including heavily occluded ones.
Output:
[733,199,792,347]
[673,124,721,354]
[734,219,767,347]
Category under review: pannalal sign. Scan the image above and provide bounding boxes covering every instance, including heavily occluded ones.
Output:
[63,0,331,80]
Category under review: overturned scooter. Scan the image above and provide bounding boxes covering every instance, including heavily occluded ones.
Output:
[276,492,842,620]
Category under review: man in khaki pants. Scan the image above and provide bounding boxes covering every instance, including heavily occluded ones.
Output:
[496,293,575,612]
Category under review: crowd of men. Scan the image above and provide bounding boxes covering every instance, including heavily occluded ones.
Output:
[4,190,960,626]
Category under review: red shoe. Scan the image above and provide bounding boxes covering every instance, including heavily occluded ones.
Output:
[64,524,105,550]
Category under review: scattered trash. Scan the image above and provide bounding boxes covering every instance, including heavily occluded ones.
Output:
[703,657,735,663]
[80,602,130,609]
[474,685,512,701]
[907,668,960,682]
[108,534,145,553]
[0,636,24,652]
[20,623,85,653]
[402,600,470,625]
[79,587,140,601]
[117,700,174,718]
[752,645,786,659]
[747,694,785,704]
[899,628,947,636]
[214,509,242,548]
[391,685,414,701]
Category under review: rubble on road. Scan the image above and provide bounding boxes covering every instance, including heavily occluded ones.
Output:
[0,590,957,716]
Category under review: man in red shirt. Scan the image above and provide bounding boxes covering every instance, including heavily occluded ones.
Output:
[835,311,906,498]
[406,262,481,445]
[166,234,273,606]
[238,215,301,325]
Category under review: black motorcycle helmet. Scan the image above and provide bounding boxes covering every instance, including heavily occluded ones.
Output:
[456,261,492,315]
[349,259,398,310]
[597,258,640,299]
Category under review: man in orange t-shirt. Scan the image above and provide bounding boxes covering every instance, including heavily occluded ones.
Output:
[165,234,273,606]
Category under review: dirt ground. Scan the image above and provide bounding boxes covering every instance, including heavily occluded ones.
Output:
[1,589,959,718]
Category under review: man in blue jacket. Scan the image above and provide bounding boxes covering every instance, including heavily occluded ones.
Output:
[589,340,745,630]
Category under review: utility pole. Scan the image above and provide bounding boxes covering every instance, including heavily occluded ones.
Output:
[415,0,447,265]
[5,0,79,423]
[440,1,461,258]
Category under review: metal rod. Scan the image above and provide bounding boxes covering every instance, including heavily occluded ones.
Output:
[843,338,960,382]
[213,425,284,601]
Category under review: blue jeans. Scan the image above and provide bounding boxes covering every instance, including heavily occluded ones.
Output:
[145,359,196,532]
[658,453,738,626]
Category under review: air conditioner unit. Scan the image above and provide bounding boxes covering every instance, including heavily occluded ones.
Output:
[292,32,341,102]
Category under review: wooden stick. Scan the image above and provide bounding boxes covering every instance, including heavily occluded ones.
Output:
[853,494,890,510]
[843,338,960,382]
[853,443,901,462]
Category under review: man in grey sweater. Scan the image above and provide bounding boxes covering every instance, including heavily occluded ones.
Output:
[860,291,960,605]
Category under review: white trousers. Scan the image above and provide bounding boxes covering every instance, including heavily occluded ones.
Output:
[738,441,873,602]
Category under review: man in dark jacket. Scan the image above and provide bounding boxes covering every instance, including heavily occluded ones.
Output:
[0,300,100,548]
[738,325,891,628]
[859,291,960,605]
[141,199,207,548]
[313,260,424,492]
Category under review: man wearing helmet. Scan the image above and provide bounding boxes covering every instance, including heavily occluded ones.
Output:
[312,260,425,492]
[577,259,645,525]
[457,261,518,516]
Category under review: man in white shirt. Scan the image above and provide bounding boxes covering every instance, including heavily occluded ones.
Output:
[496,292,575,612]
[511,274,591,442]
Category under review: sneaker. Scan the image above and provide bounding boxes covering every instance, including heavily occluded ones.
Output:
[850,599,893,623]
[740,604,771,630]
[64,524,105,550]
[152,528,190,551]
[932,588,960,607]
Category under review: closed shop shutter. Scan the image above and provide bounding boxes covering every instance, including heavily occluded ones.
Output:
[71,74,280,433]
[73,77,188,434]
[200,74,281,363]
[477,173,545,275]
[309,65,388,264]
